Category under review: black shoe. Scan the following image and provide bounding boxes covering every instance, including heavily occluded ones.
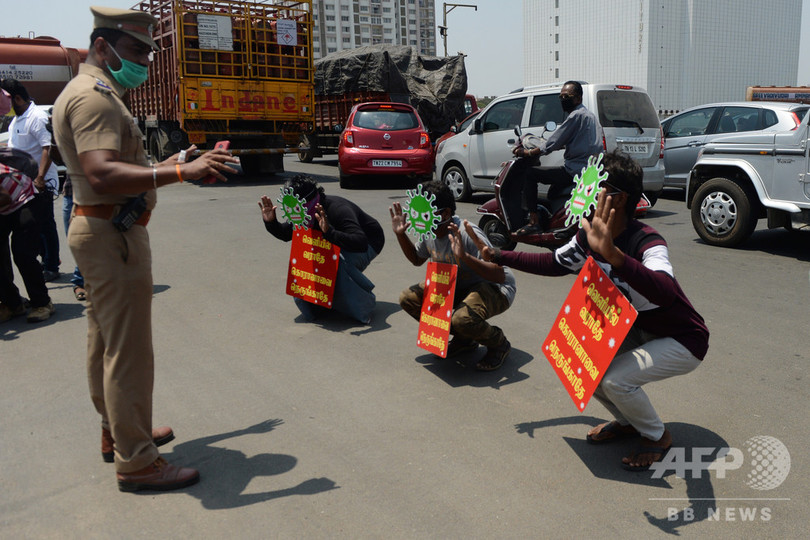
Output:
[515,223,542,236]
[443,336,478,358]
[476,339,511,371]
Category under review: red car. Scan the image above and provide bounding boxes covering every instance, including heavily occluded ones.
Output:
[337,102,433,188]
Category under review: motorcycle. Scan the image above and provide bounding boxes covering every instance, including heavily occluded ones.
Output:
[476,123,650,251]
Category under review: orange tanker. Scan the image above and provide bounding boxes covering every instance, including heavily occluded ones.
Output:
[0,36,87,105]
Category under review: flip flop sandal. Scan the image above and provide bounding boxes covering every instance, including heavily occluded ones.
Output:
[73,286,87,301]
[586,421,640,445]
[621,443,672,472]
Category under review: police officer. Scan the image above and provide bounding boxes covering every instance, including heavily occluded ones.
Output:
[53,6,237,492]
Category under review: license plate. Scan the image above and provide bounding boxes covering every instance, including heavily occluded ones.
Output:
[371,159,403,167]
[621,143,649,154]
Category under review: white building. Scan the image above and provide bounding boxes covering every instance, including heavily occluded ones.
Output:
[523,0,802,114]
[311,0,437,59]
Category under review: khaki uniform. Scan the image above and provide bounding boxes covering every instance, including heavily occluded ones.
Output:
[53,63,159,473]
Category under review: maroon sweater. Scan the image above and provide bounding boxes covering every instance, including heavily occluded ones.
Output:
[497,221,709,360]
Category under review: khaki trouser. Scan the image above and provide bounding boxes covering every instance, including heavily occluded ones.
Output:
[399,281,509,348]
[68,216,158,473]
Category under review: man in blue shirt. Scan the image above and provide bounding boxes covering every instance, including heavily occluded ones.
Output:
[515,81,603,235]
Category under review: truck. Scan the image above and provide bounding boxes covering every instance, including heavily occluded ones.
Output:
[0,36,86,105]
[746,86,810,104]
[686,105,810,247]
[128,0,314,175]
[297,45,468,163]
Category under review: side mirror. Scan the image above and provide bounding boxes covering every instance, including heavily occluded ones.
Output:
[545,121,557,132]
[472,118,482,134]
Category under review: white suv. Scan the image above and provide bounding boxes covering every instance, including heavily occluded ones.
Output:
[434,82,665,203]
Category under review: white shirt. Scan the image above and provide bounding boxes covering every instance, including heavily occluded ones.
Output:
[8,101,59,192]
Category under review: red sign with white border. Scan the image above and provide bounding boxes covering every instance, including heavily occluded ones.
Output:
[542,256,638,411]
[286,228,340,307]
[417,262,457,357]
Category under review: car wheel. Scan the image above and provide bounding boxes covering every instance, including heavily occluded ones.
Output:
[443,165,471,202]
[690,177,757,247]
[478,216,516,251]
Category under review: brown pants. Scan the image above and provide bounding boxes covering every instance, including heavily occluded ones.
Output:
[68,216,158,473]
[399,281,509,348]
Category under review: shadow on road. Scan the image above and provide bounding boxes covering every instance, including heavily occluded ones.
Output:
[156,419,339,509]
[515,416,727,536]
[415,346,532,389]
[291,300,401,335]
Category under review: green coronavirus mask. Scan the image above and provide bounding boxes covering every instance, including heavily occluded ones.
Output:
[404,184,441,241]
[278,187,311,230]
[108,45,149,88]
[565,153,608,227]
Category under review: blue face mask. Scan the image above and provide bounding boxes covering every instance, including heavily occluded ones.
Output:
[108,45,149,88]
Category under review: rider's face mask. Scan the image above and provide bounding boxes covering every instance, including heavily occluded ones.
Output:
[559,94,577,113]
[107,44,150,88]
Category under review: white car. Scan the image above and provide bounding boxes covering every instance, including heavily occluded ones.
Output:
[434,82,665,203]
[661,101,809,188]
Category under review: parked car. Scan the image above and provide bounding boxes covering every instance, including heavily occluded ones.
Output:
[434,109,481,151]
[337,102,433,188]
[686,109,810,247]
[661,101,809,188]
[434,82,665,202]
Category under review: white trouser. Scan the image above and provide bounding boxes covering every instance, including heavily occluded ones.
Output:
[592,327,701,440]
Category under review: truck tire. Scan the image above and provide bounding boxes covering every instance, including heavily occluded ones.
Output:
[298,134,314,163]
[478,216,516,251]
[690,177,757,247]
[442,165,471,202]
[148,129,171,162]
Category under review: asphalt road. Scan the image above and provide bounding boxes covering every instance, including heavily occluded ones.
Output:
[1,155,807,538]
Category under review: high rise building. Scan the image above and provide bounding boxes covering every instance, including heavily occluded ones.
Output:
[311,0,436,59]
[523,0,802,114]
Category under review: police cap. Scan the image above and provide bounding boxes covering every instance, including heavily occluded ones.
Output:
[91,6,159,50]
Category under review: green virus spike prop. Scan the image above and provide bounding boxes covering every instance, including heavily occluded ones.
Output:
[404,184,441,241]
[564,153,608,227]
[277,187,311,230]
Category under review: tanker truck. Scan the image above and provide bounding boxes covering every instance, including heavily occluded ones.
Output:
[128,0,314,175]
[0,36,86,105]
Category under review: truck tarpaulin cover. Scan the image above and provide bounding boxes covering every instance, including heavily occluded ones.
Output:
[314,45,468,136]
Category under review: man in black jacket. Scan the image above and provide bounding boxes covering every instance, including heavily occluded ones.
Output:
[259,175,384,324]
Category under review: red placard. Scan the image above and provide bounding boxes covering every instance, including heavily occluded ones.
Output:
[286,228,340,307]
[542,256,638,411]
[417,262,457,357]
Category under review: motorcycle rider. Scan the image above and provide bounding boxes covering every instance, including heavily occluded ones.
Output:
[514,81,603,235]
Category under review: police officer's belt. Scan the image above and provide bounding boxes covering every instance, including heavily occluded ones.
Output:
[74,204,151,227]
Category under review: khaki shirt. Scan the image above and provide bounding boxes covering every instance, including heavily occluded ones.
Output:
[53,63,156,209]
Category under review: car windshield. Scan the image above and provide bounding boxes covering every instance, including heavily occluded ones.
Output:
[596,90,660,128]
[354,108,418,131]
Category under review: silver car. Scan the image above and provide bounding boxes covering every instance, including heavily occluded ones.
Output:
[661,101,809,188]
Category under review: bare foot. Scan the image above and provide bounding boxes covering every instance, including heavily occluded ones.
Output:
[586,421,639,444]
[622,429,672,470]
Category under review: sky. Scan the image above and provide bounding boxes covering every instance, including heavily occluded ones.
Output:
[1,0,807,98]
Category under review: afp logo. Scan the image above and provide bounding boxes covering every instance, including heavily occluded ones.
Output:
[649,436,791,490]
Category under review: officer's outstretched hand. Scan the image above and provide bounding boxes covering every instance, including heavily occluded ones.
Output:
[179,146,239,183]
[389,202,408,236]
[258,195,278,223]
